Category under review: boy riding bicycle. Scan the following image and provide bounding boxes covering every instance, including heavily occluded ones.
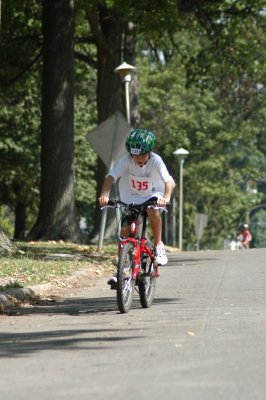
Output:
[98,128,175,286]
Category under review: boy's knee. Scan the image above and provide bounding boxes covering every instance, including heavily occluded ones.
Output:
[147,209,160,218]
[120,225,127,236]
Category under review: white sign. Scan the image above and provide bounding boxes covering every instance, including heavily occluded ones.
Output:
[195,213,208,240]
[86,111,131,168]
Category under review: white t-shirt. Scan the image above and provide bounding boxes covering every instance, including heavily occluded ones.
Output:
[108,152,175,204]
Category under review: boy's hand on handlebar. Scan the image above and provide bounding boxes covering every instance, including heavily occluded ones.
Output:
[156,197,169,207]
[98,196,109,206]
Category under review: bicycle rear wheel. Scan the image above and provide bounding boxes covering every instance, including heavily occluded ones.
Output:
[139,253,156,308]
[117,242,135,313]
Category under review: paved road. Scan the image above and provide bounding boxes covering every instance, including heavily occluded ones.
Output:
[0,249,266,400]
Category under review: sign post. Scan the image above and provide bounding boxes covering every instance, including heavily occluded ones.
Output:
[194,213,208,250]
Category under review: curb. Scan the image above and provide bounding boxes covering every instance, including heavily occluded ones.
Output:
[0,283,53,308]
[0,264,109,309]
[0,262,103,308]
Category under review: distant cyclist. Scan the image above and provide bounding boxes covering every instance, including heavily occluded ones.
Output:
[237,224,252,249]
[98,128,175,285]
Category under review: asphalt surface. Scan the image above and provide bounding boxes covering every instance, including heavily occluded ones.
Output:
[0,248,266,400]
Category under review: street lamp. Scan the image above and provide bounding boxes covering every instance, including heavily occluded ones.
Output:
[173,148,190,251]
[114,62,136,125]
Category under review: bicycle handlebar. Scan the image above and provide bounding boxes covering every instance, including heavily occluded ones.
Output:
[102,198,170,212]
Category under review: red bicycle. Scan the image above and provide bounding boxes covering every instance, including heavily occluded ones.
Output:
[103,198,169,313]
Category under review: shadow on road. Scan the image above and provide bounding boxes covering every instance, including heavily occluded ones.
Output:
[4,295,118,316]
[3,294,182,317]
[0,327,144,358]
[0,295,182,358]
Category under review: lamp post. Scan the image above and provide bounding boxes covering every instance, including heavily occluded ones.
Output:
[114,62,136,125]
[173,148,189,251]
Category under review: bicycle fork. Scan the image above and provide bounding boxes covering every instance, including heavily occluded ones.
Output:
[119,237,140,279]
[140,239,159,278]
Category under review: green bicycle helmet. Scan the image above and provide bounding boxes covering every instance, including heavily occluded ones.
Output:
[125,128,156,155]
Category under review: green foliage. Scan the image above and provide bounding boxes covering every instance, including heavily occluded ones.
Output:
[0,1,42,236]
[0,72,41,233]
[137,22,265,249]
[250,208,266,248]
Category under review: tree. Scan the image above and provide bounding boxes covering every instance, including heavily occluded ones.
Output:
[0,1,42,240]
[28,0,82,242]
[0,225,16,255]
[76,2,131,240]
[135,3,266,248]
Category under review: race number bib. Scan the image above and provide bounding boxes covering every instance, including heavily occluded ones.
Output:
[129,175,153,197]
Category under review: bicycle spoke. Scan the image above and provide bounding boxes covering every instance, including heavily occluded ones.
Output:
[138,249,157,308]
[116,242,135,313]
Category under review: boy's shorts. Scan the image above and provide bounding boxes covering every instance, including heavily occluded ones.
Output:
[120,196,159,226]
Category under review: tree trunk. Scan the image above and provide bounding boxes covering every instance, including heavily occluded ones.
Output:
[12,182,26,239]
[14,200,26,239]
[28,0,82,242]
[0,225,17,255]
[88,5,139,241]
[87,4,124,240]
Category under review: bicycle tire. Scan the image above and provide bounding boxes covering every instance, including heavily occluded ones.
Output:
[117,242,135,313]
[138,252,156,308]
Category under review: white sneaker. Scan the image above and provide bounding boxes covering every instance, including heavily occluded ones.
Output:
[154,243,168,266]
[107,275,117,286]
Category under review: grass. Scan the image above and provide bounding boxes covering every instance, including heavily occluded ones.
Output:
[0,241,117,291]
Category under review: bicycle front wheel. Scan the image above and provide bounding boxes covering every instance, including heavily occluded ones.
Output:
[139,254,156,308]
[117,242,135,313]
